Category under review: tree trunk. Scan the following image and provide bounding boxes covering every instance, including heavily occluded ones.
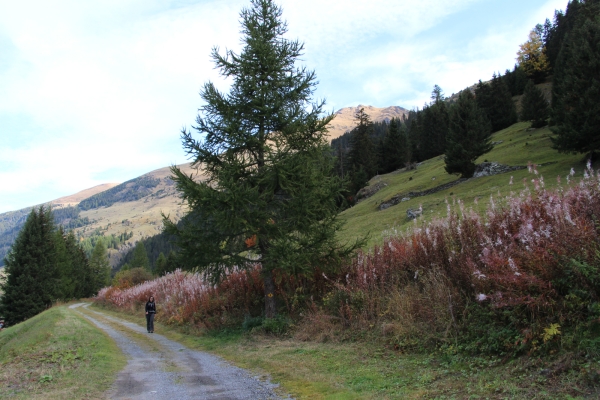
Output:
[263,268,277,319]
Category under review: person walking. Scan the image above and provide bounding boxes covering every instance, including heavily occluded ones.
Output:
[145,296,157,333]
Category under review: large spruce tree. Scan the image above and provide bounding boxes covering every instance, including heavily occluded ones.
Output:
[165,0,358,318]
[520,80,550,128]
[444,90,493,178]
[0,206,60,325]
[551,13,600,156]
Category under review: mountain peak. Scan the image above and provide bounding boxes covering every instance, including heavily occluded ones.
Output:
[327,105,409,140]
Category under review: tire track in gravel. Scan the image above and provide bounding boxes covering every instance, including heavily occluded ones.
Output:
[70,303,286,400]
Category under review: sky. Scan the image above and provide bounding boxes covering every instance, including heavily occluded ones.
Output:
[0,0,568,213]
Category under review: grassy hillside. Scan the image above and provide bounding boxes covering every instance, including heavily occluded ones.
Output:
[0,304,125,399]
[338,122,586,248]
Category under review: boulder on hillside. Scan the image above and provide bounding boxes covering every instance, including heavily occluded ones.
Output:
[356,181,388,203]
[406,208,422,220]
[473,162,525,178]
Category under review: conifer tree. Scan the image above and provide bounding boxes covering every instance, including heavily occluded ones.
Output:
[489,74,519,132]
[131,241,150,271]
[165,251,178,274]
[347,107,377,190]
[0,206,60,325]
[89,239,111,293]
[155,252,168,276]
[165,0,358,318]
[421,85,449,160]
[54,227,74,299]
[63,230,92,298]
[333,141,346,179]
[551,12,600,156]
[502,65,528,96]
[520,80,550,128]
[476,74,518,132]
[406,112,422,162]
[544,0,591,71]
[445,90,493,178]
[376,137,386,174]
[381,118,407,173]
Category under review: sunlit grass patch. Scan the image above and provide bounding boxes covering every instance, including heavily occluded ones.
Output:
[0,305,125,400]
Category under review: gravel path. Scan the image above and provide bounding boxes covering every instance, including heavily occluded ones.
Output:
[70,303,286,400]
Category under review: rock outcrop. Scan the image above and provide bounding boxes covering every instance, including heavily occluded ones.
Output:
[473,162,525,178]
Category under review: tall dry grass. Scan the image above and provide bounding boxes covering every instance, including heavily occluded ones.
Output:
[307,163,600,353]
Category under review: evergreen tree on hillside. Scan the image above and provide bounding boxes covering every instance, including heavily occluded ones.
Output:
[475,74,518,132]
[520,80,550,128]
[551,14,600,156]
[165,251,178,274]
[89,239,111,293]
[376,136,386,173]
[445,90,493,178]
[347,108,377,176]
[544,1,600,71]
[54,227,74,299]
[0,206,60,325]
[164,0,359,318]
[421,85,449,160]
[380,118,408,173]
[131,241,150,271]
[502,65,528,96]
[333,140,347,179]
[489,73,518,130]
[404,110,423,162]
[63,230,93,298]
[347,108,377,192]
[154,252,168,276]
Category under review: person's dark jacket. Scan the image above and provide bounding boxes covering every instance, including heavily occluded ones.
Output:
[145,301,156,314]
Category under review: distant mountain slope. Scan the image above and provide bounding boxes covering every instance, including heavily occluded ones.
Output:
[0,208,31,267]
[0,163,202,267]
[326,105,409,139]
[52,183,119,208]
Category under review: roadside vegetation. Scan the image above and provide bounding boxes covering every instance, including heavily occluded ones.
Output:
[0,304,125,399]
[96,153,600,398]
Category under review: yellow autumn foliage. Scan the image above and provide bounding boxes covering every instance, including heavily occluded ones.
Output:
[517,29,550,78]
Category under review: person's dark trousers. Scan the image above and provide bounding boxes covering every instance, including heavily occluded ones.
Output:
[146,313,155,332]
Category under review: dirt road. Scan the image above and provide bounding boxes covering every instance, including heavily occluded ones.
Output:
[70,303,285,400]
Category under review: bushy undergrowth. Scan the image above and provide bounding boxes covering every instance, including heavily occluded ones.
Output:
[313,163,600,355]
[96,164,600,356]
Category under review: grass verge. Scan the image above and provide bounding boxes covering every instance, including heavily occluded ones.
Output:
[92,303,598,399]
[0,303,126,400]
